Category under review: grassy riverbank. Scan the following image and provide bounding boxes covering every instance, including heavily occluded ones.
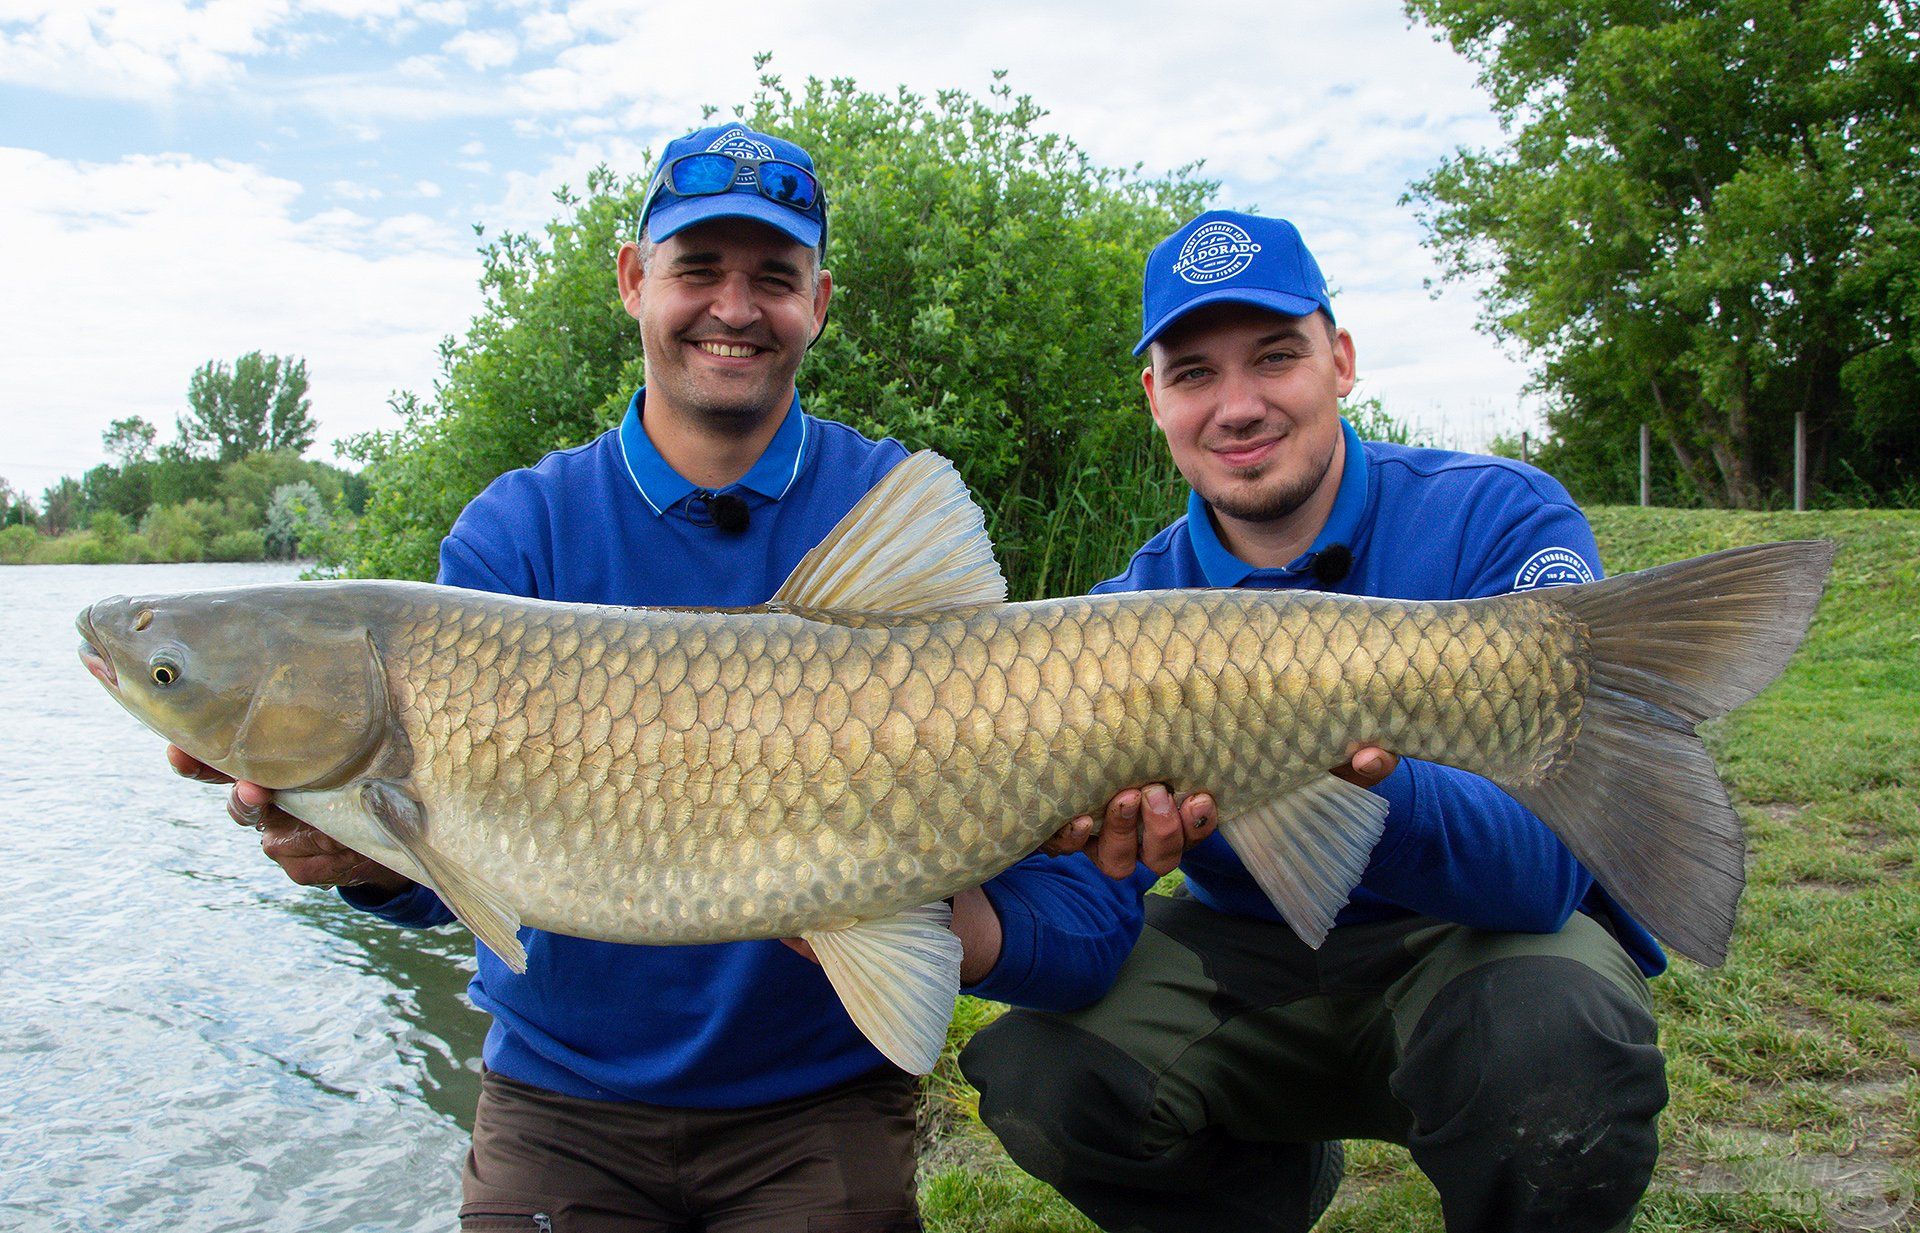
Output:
[0,523,270,564]
[920,507,1920,1232]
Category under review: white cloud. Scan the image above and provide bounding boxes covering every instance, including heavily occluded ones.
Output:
[0,0,282,97]
[407,0,469,23]
[480,133,650,231]
[0,148,480,493]
[445,27,516,70]
[413,178,442,197]
[393,51,444,79]
[327,177,382,199]
[0,0,473,100]
[517,6,574,50]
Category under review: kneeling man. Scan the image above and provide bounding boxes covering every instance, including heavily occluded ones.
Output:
[962,211,1669,1233]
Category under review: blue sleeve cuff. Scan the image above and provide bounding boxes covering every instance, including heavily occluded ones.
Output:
[962,855,1155,1011]
[337,881,454,928]
[1361,758,1589,935]
[963,876,1043,1003]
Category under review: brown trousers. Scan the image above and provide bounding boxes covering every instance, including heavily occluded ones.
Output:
[459,1068,922,1232]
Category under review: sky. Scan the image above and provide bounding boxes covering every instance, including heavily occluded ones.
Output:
[0,0,1538,500]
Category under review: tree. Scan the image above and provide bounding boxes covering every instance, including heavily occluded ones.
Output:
[86,510,132,556]
[101,416,158,468]
[78,462,150,522]
[145,445,223,509]
[346,66,1211,592]
[0,479,35,528]
[217,450,343,524]
[181,352,317,462]
[264,481,327,559]
[1405,0,1920,507]
[39,477,80,536]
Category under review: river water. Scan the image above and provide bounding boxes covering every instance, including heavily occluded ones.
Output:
[1,564,484,1232]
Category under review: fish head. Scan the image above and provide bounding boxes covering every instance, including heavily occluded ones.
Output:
[77,588,394,790]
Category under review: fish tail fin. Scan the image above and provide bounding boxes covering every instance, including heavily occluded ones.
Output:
[1506,540,1835,967]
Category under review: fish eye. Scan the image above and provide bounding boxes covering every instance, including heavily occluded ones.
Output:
[150,656,181,688]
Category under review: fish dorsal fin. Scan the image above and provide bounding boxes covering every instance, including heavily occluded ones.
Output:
[771,450,1007,614]
[803,902,964,1075]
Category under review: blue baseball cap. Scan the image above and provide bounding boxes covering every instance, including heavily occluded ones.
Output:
[1134,210,1334,355]
[641,124,827,250]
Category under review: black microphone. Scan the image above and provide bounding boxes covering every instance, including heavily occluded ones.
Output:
[703,492,750,533]
[1310,543,1351,586]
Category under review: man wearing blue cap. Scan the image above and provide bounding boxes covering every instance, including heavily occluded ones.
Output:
[170,123,1156,1231]
[961,211,1669,1233]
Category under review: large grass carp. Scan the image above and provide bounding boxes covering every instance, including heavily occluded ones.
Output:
[78,452,1832,1072]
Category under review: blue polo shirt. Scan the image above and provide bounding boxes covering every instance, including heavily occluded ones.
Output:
[347,388,1155,1106]
[1096,420,1665,976]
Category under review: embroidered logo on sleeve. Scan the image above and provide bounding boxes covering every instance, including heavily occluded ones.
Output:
[1513,547,1595,591]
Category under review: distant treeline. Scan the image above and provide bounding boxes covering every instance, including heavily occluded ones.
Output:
[1,352,366,565]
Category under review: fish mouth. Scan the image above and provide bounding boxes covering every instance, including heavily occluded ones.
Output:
[76,611,117,689]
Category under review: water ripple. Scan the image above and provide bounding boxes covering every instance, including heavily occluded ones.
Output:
[2,563,481,1231]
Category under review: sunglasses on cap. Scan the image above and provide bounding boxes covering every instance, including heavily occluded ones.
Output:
[640,152,824,228]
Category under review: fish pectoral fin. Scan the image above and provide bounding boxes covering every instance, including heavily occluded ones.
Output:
[770,450,1007,614]
[1217,774,1390,949]
[802,902,964,1075]
[359,780,528,974]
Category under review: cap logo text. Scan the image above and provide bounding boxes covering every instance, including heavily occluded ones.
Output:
[707,127,775,186]
[1173,220,1262,284]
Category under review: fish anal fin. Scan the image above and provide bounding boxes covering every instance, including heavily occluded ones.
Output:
[771,450,1007,614]
[802,902,963,1074]
[360,780,527,973]
[1217,775,1389,949]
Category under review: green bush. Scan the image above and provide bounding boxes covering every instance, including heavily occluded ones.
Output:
[27,534,88,565]
[208,529,266,561]
[141,504,209,562]
[0,524,36,563]
[87,509,132,548]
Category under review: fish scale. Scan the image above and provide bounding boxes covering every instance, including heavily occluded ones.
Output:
[362,586,1586,945]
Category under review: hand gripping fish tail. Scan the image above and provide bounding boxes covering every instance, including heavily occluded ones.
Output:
[74,449,1834,1073]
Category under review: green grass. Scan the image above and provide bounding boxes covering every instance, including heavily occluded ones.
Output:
[921,508,1920,1232]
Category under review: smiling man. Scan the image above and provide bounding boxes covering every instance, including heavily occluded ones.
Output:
[168,124,1159,1233]
[961,211,1671,1233]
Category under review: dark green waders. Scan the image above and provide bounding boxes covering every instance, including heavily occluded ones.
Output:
[961,893,1666,1233]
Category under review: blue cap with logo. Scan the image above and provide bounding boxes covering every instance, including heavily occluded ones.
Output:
[1133,210,1333,355]
[640,123,827,250]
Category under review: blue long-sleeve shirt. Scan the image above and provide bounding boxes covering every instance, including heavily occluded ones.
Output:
[1093,420,1665,976]
[344,389,1155,1107]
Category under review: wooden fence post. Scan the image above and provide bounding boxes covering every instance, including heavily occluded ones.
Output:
[1795,412,1807,512]
[1639,423,1650,508]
